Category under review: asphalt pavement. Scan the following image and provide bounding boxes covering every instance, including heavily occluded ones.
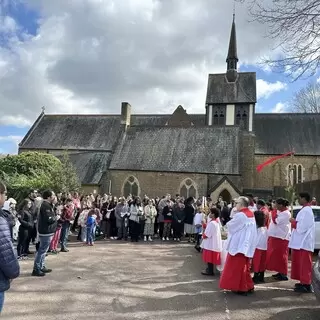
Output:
[2,241,319,320]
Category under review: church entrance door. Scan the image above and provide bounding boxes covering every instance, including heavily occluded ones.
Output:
[218,189,232,204]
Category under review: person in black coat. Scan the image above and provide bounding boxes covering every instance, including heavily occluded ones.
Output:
[17,199,34,259]
[0,181,20,313]
[172,200,185,241]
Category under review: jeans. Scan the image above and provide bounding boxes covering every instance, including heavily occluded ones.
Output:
[60,221,70,249]
[0,291,4,313]
[33,235,53,271]
[86,225,95,244]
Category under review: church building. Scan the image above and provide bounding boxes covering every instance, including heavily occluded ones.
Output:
[18,16,320,203]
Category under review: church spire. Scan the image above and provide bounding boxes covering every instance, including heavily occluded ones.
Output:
[226,13,238,82]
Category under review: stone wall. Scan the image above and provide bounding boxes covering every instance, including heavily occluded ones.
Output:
[253,155,320,189]
[109,170,208,198]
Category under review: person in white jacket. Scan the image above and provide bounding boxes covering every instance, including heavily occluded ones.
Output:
[219,196,257,295]
[289,192,315,293]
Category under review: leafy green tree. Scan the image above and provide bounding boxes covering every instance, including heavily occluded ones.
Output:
[52,151,81,193]
[0,151,80,202]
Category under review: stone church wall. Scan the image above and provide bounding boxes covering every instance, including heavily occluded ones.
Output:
[109,170,208,198]
[253,155,320,189]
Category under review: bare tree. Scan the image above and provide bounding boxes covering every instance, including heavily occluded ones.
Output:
[291,80,320,112]
[236,0,320,80]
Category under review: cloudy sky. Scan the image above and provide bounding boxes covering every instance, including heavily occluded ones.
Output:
[0,0,317,153]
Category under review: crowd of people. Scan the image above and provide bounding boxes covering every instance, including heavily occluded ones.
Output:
[0,181,316,312]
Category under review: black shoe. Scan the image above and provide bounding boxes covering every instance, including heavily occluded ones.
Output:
[60,248,69,252]
[252,273,260,284]
[26,251,34,255]
[32,270,45,277]
[201,270,214,276]
[247,288,255,294]
[272,273,281,278]
[258,272,265,283]
[294,283,303,288]
[41,267,52,273]
[274,274,288,281]
[294,284,314,293]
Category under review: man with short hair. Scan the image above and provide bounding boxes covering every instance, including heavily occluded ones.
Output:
[289,192,315,293]
[219,196,257,295]
[32,190,57,277]
[0,181,20,312]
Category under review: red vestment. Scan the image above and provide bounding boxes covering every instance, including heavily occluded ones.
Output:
[291,249,313,285]
[266,237,289,274]
[219,208,254,292]
[252,249,267,273]
[219,253,254,292]
[202,249,221,265]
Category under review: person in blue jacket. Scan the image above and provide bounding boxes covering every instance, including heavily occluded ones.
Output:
[0,181,20,313]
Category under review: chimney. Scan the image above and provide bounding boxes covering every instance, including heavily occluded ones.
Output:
[121,102,131,129]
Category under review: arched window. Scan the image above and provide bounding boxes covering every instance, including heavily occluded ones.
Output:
[122,176,140,197]
[287,163,304,185]
[235,105,249,130]
[212,106,226,125]
[179,178,198,199]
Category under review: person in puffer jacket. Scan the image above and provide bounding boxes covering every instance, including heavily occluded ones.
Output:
[0,181,20,313]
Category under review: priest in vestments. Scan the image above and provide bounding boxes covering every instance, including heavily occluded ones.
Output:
[289,192,315,293]
[266,198,291,281]
[219,196,257,295]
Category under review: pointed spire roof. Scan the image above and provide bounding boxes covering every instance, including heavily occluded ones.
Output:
[226,14,238,67]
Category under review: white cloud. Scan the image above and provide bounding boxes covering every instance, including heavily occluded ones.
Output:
[271,102,287,113]
[0,0,280,126]
[0,135,23,153]
[257,79,287,99]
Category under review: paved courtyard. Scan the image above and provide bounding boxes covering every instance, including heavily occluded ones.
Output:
[2,241,319,320]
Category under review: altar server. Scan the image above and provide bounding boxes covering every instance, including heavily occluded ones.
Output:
[219,196,257,295]
[266,198,291,281]
[201,208,222,276]
[252,210,268,284]
[289,192,315,293]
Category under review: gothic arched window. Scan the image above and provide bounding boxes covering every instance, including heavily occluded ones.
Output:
[235,105,249,130]
[179,178,198,199]
[287,163,304,185]
[122,176,140,197]
[212,106,226,125]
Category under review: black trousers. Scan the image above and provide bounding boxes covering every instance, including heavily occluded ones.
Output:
[130,220,140,241]
[173,222,184,239]
[158,222,164,238]
[17,229,29,256]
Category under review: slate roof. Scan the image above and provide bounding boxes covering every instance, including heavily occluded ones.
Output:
[20,115,121,151]
[130,114,205,126]
[254,113,320,155]
[109,126,240,174]
[206,72,256,104]
[62,152,112,185]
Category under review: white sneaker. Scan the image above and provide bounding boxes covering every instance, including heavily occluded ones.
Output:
[177,238,181,242]
[144,236,147,242]
[162,237,165,241]
[149,237,153,242]
[173,238,177,241]
[166,237,169,241]
[110,237,114,240]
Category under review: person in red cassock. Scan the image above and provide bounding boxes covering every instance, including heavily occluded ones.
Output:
[256,199,270,229]
[266,198,291,281]
[219,196,257,296]
[201,207,222,276]
[289,192,315,293]
[252,210,268,284]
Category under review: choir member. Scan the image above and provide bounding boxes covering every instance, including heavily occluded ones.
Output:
[289,192,315,293]
[252,210,268,284]
[201,208,222,276]
[266,198,291,281]
[219,196,257,295]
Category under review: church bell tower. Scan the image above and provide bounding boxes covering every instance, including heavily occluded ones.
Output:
[205,14,257,132]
